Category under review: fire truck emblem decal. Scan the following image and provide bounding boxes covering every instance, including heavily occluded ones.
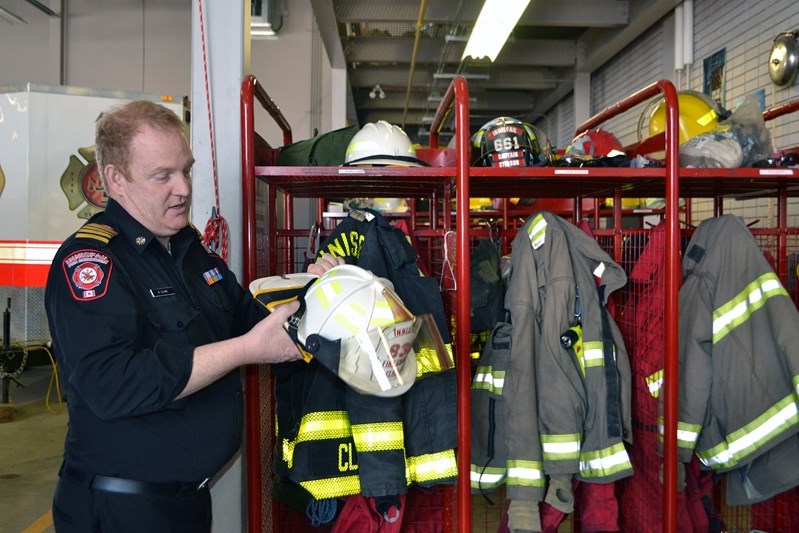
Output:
[60,145,107,219]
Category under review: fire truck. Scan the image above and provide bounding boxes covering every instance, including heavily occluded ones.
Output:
[0,84,183,370]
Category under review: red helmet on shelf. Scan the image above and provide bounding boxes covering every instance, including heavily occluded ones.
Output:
[566,128,625,158]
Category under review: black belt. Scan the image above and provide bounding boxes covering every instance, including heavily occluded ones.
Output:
[61,463,210,496]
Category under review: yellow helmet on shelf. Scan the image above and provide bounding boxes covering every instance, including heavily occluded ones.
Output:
[643,90,724,145]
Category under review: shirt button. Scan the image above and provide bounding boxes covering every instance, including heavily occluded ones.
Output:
[177,321,184,328]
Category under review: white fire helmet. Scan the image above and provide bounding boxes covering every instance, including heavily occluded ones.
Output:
[250,265,452,397]
[344,121,428,167]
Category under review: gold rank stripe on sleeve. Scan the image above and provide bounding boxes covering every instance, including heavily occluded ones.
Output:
[75,223,118,244]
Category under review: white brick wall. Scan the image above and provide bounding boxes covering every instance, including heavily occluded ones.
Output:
[552,0,799,228]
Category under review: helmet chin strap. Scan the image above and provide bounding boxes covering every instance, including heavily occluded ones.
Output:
[355,331,393,393]
[284,277,321,360]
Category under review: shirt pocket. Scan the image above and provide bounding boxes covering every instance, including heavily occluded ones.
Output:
[146,298,200,333]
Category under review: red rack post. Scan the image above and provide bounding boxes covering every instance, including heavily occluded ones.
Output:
[430,74,472,532]
[240,74,293,533]
[576,79,680,533]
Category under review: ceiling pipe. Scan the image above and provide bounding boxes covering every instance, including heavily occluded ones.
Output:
[401,0,427,129]
[24,0,58,17]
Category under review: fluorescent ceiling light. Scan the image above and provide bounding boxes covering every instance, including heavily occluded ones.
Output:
[0,6,27,24]
[462,0,530,62]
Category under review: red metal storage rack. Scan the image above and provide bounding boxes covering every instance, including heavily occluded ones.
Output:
[240,74,473,532]
[241,73,799,532]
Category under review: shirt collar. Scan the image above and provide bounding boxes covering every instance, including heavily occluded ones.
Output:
[104,198,194,255]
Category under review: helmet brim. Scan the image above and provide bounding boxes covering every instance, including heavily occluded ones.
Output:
[343,154,430,167]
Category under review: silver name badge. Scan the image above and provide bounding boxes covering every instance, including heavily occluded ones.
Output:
[150,287,176,298]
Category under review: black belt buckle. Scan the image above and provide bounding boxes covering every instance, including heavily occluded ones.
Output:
[179,477,210,496]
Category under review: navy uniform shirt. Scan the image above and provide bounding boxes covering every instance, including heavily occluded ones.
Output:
[45,199,266,483]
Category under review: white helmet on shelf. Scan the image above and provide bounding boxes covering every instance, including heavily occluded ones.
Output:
[344,120,427,167]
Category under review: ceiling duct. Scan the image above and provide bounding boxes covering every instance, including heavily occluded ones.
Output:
[251,0,283,38]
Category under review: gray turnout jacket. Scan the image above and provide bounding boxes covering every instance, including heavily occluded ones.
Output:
[471,211,633,503]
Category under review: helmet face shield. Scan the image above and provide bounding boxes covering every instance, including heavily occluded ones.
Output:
[337,310,453,397]
[293,264,453,397]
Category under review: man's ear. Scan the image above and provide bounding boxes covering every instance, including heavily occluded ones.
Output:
[103,164,124,197]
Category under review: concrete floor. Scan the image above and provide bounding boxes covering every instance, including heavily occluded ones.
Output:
[0,364,66,533]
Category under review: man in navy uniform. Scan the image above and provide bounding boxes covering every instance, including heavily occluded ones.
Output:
[45,99,338,532]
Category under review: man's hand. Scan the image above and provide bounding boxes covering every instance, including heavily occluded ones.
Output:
[247,299,304,364]
[307,253,345,276]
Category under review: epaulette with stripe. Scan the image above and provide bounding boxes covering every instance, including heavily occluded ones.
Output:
[75,223,118,244]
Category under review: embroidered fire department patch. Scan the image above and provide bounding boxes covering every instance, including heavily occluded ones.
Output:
[62,249,112,301]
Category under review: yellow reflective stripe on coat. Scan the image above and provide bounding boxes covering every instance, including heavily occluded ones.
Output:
[408,449,457,484]
[470,465,506,489]
[506,459,546,488]
[351,422,404,452]
[301,475,361,499]
[527,213,547,250]
[472,364,505,395]
[540,433,581,461]
[657,415,703,451]
[283,411,352,468]
[578,442,632,478]
[582,340,605,369]
[712,272,787,344]
[695,392,799,470]
[646,369,663,398]
[415,342,455,376]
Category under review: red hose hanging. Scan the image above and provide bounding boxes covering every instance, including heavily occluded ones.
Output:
[197,0,229,262]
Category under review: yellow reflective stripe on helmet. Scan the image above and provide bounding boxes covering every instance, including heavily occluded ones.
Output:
[527,213,547,249]
[470,465,506,489]
[351,422,404,452]
[332,301,367,335]
[697,108,718,127]
[540,433,581,461]
[472,364,505,395]
[578,442,632,478]
[368,298,395,328]
[408,449,457,483]
[301,475,361,499]
[506,459,545,488]
[646,369,664,398]
[695,392,799,470]
[312,277,339,309]
[713,273,787,344]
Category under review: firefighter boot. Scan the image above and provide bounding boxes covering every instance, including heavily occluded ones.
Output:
[507,498,542,532]
[544,474,574,514]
